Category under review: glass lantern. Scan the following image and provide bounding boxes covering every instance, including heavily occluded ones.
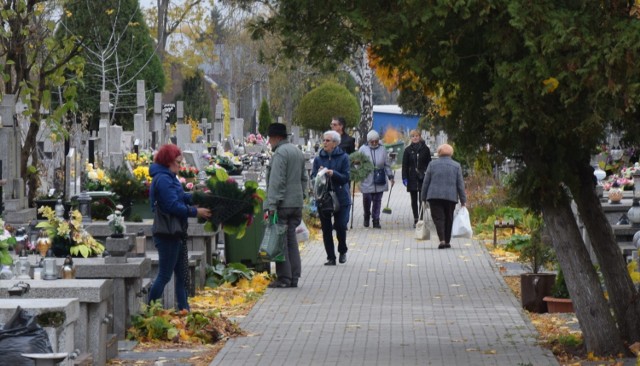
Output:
[42,250,58,280]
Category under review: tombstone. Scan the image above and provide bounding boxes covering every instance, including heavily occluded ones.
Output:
[201,118,210,143]
[0,95,36,224]
[182,151,201,171]
[176,101,184,124]
[152,93,163,149]
[223,138,235,153]
[109,153,124,170]
[291,125,300,145]
[133,114,146,150]
[176,124,192,149]
[65,148,82,201]
[135,81,147,148]
[213,122,223,143]
[231,118,243,140]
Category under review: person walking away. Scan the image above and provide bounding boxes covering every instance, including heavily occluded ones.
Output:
[311,130,351,265]
[264,123,308,288]
[420,143,466,249]
[331,116,356,154]
[402,130,432,228]
[148,144,211,311]
[358,130,394,229]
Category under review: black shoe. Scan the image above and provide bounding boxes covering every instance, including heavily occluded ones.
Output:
[444,243,451,248]
[268,280,290,288]
[364,219,370,228]
[290,280,298,288]
[324,259,336,266]
[339,253,347,264]
[372,220,381,229]
[438,242,447,249]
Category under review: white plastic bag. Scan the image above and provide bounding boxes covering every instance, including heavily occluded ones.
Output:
[452,207,473,238]
[415,205,430,240]
[295,220,310,243]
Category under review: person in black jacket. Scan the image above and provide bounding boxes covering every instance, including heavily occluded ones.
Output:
[331,116,355,155]
[402,130,432,227]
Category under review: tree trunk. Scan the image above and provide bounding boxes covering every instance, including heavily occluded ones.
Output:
[345,45,373,146]
[543,198,625,355]
[573,163,640,344]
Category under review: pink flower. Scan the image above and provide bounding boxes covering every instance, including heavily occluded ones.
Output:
[186,182,194,190]
[227,178,236,184]
[179,177,186,184]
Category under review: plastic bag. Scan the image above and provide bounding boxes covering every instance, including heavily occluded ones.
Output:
[258,213,286,262]
[452,206,473,238]
[0,306,54,366]
[415,206,430,240]
[295,220,310,243]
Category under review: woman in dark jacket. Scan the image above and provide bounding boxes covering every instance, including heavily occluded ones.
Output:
[311,130,351,265]
[148,144,211,310]
[402,130,432,227]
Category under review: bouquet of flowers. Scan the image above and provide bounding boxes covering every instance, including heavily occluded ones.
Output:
[125,152,153,168]
[192,168,265,238]
[178,166,199,178]
[179,177,196,192]
[84,163,111,191]
[37,206,105,258]
[0,219,16,266]
[107,205,126,237]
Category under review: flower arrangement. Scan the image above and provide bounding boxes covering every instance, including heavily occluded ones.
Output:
[108,166,146,203]
[0,219,16,266]
[84,163,111,191]
[107,205,126,237]
[125,152,153,168]
[192,168,265,238]
[178,166,199,179]
[204,163,223,176]
[37,206,105,258]
[246,133,265,145]
[179,177,196,192]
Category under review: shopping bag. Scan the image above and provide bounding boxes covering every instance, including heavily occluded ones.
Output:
[258,212,286,262]
[452,206,473,238]
[415,205,430,240]
[296,220,310,243]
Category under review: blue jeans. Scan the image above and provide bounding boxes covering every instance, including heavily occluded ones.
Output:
[319,205,351,260]
[149,236,190,310]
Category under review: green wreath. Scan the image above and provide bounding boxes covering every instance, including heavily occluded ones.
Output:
[349,151,374,183]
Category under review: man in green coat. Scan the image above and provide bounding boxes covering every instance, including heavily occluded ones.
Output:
[264,123,308,288]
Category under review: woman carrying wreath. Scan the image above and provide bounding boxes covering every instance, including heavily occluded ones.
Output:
[148,144,211,311]
[311,130,351,265]
[358,130,394,229]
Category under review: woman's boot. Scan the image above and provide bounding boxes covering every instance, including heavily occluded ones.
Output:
[373,219,381,229]
[364,214,370,227]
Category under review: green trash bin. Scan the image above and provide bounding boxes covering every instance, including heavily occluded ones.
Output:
[224,213,270,273]
[383,141,405,165]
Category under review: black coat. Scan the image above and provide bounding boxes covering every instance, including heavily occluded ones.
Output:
[402,141,432,192]
[339,133,356,155]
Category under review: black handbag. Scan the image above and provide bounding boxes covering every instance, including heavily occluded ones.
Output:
[371,150,387,185]
[152,203,185,236]
[317,179,340,216]
[373,168,386,185]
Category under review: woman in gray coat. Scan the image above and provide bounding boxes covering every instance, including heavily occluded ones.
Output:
[421,144,466,249]
[358,130,394,228]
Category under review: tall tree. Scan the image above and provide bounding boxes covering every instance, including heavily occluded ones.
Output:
[257,99,272,135]
[226,0,640,355]
[0,0,84,205]
[61,0,164,128]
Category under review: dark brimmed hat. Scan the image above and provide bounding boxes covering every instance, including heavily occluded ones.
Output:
[267,123,288,137]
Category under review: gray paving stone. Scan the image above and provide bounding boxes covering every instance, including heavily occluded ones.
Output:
[211,184,559,365]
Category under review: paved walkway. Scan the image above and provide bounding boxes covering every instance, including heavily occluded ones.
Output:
[211,182,558,365]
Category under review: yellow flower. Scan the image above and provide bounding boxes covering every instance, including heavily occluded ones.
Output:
[542,77,559,93]
[57,222,70,237]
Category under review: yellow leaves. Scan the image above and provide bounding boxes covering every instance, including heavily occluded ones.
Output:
[105,9,115,16]
[543,77,559,93]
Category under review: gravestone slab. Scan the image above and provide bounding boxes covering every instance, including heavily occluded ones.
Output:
[65,148,82,201]
[213,122,223,143]
[182,150,201,171]
[176,124,192,149]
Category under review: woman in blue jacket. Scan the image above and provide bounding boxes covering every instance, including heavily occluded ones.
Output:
[311,130,351,265]
[148,144,211,310]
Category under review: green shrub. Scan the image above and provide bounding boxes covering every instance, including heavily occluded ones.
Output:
[552,268,570,299]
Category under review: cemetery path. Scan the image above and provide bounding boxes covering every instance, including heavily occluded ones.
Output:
[209,182,558,365]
